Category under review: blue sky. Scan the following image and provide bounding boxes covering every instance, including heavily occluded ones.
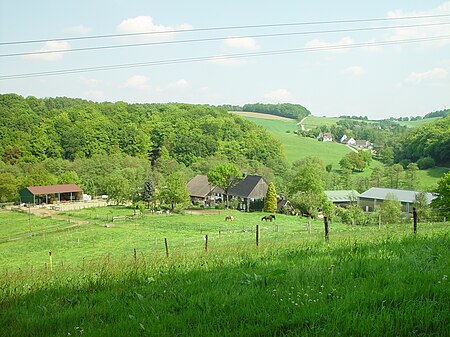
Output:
[1,0,449,119]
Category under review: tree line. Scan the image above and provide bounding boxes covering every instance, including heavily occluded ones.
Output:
[242,103,311,120]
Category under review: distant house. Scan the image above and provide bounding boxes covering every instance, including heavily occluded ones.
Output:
[228,175,268,212]
[358,187,435,213]
[346,138,356,146]
[325,190,360,208]
[322,132,333,142]
[340,135,348,143]
[317,132,333,142]
[187,175,222,206]
[277,197,293,214]
[355,140,371,148]
[19,184,83,205]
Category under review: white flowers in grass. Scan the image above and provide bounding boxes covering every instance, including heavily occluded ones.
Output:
[272,285,341,306]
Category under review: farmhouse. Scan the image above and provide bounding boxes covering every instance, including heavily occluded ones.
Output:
[325,190,360,208]
[19,184,83,205]
[228,175,269,212]
[318,132,333,142]
[354,140,371,149]
[187,175,223,206]
[358,187,435,213]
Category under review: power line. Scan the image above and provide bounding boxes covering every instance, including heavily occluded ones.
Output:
[2,34,449,80]
[1,13,450,46]
[2,21,449,58]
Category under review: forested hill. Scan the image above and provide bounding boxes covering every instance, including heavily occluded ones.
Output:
[0,94,285,170]
[241,103,311,120]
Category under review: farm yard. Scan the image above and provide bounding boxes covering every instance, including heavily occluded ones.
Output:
[1,206,449,336]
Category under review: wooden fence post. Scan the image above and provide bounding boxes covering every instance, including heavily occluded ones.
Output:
[413,208,417,234]
[164,238,169,258]
[49,249,53,272]
[204,235,208,253]
[324,216,329,242]
[256,225,259,247]
[134,248,137,261]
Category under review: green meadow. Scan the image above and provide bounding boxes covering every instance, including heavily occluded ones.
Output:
[246,117,352,166]
[245,115,446,189]
[397,117,442,128]
[1,207,449,336]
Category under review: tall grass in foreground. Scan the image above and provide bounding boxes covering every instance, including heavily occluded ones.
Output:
[1,228,449,336]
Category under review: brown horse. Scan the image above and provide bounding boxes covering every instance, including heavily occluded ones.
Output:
[225,215,234,221]
[261,215,276,222]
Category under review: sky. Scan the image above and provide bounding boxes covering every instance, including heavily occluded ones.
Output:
[1,0,449,119]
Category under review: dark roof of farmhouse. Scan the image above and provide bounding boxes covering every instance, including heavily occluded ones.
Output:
[187,175,222,197]
[359,187,435,204]
[228,175,268,199]
[25,184,83,195]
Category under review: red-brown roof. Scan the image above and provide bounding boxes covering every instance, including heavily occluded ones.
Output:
[26,184,83,195]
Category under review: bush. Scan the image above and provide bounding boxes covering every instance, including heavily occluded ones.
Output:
[399,159,411,169]
[417,157,435,170]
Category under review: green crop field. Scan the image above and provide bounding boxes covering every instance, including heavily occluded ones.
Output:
[1,207,449,336]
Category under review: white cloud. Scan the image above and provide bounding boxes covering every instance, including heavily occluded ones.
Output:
[64,25,92,35]
[405,68,448,84]
[305,37,354,52]
[169,79,189,89]
[79,76,101,87]
[24,41,70,61]
[208,57,247,66]
[264,88,293,102]
[387,2,450,46]
[224,37,259,50]
[343,66,367,76]
[122,75,150,90]
[84,90,104,100]
[116,16,191,41]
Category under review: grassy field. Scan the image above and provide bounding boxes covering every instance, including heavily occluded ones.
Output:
[1,207,449,336]
[301,115,348,129]
[246,117,352,166]
[397,117,442,128]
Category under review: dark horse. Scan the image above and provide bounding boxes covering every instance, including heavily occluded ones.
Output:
[261,215,276,222]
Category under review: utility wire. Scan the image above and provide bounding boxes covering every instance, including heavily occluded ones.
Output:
[2,34,449,80]
[2,21,449,58]
[1,13,450,46]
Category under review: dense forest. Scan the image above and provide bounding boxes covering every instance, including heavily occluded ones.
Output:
[242,103,311,120]
[0,94,287,203]
[394,116,450,166]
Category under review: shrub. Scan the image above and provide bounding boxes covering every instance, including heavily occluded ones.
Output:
[417,157,435,170]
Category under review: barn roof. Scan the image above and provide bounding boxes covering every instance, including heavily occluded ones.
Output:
[228,175,268,199]
[187,175,222,197]
[325,190,360,202]
[26,184,83,195]
[359,187,435,204]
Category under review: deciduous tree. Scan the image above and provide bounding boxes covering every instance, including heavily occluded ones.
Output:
[207,163,241,208]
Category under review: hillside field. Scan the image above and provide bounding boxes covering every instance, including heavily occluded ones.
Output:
[244,117,353,166]
[242,114,446,190]
[397,117,442,128]
[0,207,449,336]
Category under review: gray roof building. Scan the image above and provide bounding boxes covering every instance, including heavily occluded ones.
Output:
[358,187,435,212]
[325,190,360,207]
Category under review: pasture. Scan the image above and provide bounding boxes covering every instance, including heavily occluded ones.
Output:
[244,117,352,166]
[0,207,449,336]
